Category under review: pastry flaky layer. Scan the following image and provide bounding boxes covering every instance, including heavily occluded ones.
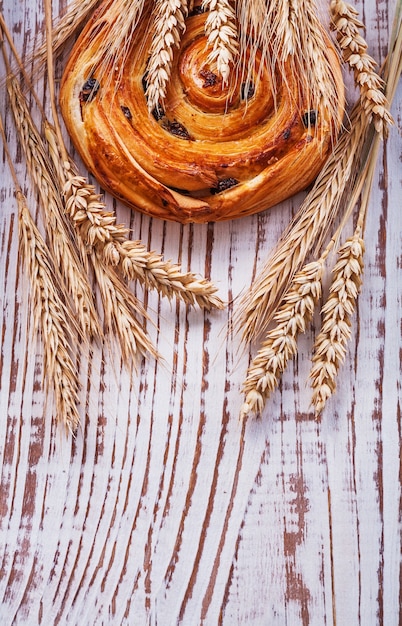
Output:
[60,0,345,223]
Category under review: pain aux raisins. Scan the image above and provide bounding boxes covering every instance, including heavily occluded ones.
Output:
[79,78,100,102]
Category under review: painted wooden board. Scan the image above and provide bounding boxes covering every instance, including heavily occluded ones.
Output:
[0,1,401,624]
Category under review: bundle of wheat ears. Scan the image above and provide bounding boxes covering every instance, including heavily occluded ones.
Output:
[0,0,401,431]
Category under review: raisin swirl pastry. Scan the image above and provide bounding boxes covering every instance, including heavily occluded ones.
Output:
[60,1,344,223]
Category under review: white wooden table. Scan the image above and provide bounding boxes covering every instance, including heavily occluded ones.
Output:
[1,1,401,624]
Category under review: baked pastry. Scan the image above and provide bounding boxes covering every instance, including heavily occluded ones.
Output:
[60,1,344,223]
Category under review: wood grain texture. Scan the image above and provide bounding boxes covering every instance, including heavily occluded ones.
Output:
[0,1,401,624]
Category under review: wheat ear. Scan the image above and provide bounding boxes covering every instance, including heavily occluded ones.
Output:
[236,0,341,124]
[90,249,158,364]
[63,171,224,309]
[42,0,222,310]
[240,260,324,418]
[330,0,393,136]
[202,0,239,83]
[310,234,364,415]
[45,133,157,365]
[279,0,342,121]
[145,0,188,112]
[236,0,396,345]
[46,150,157,363]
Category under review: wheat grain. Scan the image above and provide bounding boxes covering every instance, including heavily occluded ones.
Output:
[240,260,324,418]
[145,0,188,112]
[202,0,239,83]
[310,233,364,415]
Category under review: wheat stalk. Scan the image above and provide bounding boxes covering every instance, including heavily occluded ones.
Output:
[145,0,188,112]
[240,1,401,417]
[41,0,159,364]
[202,0,239,83]
[330,0,393,136]
[1,14,99,339]
[39,0,220,371]
[240,260,324,418]
[43,0,222,312]
[310,233,364,415]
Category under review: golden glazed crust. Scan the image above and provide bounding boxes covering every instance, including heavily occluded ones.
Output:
[60,1,345,223]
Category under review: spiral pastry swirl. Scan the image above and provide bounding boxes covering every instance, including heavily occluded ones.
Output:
[60,1,344,223]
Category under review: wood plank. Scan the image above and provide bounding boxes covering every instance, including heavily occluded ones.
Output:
[0,0,401,623]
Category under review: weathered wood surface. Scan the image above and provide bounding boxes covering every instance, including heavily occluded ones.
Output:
[0,1,401,624]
